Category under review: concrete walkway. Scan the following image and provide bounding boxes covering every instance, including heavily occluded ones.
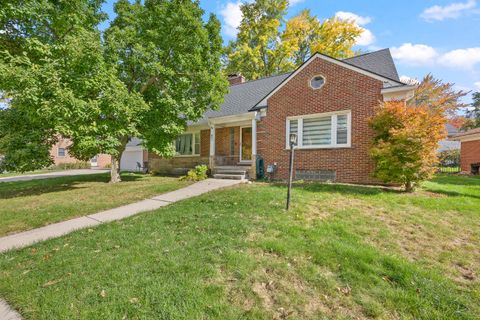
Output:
[0,169,109,183]
[0,300,21,320]
[0,178,242,253]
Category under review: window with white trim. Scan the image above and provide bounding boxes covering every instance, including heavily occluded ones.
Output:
[58,148,66,157]
[286,111,351,149]
[175,132,200,156]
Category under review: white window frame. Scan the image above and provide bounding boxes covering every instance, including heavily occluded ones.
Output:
[286,110,351,149]
[58,148,66,157]
[174,131,201,157]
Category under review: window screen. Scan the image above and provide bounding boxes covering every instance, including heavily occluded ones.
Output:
[303,116,331,146]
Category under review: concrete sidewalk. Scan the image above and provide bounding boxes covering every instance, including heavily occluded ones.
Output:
[0,178,242,253]
[0,299,21,320]
[0,169,109,183]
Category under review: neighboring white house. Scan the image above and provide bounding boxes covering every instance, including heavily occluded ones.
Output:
[438,123,461,152]
[120,137,147,172]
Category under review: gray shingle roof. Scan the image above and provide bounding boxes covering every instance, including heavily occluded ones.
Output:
[445,123,459,137]
[195,49,402,123]
[196,73,291,123]
[343,49,400,82]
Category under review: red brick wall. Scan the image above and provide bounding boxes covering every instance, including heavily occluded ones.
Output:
[50,138,79,165]
[50,138,111,168]
[460,140,480,172]
[214,127,240,157]
[228,75,245,86]
[257,57,383,184]
[200,130,210,157]
[95,154,112,168]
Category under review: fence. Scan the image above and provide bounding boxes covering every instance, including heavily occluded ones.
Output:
[437,166,461,174]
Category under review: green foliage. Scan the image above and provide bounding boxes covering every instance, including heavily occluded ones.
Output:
[0,107,56,172]
[224,3,362,80]
[104,0,228,158]
[180,165,209,181]
[462,92,480,129]
[0,0,227,182]
[438,149,460,168]
[370,101,447,192]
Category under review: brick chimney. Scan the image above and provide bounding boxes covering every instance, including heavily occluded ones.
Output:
[227,73,245,86]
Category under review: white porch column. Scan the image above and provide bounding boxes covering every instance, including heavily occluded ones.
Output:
[251,118,257,157]
[209,125,215,168]
[251,117,257,179]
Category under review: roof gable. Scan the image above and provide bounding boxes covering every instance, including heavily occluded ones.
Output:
[250,50,404,111]
[343,49,400,81]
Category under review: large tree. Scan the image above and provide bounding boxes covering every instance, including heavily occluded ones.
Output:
[0,0,227,182]
[281,9,362,66]
[224,2,363,80]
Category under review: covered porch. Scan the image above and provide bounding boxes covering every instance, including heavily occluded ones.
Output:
[208,113,258,179]
[148,113,258,179]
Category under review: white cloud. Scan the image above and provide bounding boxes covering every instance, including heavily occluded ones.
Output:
[220,2,243,37]
[421,0,477,21]
[438,48,480,69]
[391,43,439,65]
[474,82,480,90]
[400,75,420,85]
[335,11,372,25]
[334,11,375,46]
[289,0,305,5]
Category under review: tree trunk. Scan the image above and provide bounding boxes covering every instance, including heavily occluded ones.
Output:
[405,180,414,193]
[109,137,128,183]
[110,156,121,183]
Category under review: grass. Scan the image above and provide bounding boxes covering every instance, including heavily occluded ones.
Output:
[0,175,479,319]
[0,173,190,236]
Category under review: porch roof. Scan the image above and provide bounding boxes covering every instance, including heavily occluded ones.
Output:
[193,73,291,125]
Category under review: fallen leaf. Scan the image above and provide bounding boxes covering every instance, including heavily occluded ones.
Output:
[337,285,351,296]
[129,297,139,304]
[100,289,106,298]
[43,278,62,287]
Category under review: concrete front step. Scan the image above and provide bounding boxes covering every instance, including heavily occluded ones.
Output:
[215,170,247,175]
[213,166,250,179]
[213,173,246,180]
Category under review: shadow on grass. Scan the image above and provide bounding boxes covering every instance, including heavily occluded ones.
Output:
[268,181,399,197]
[422,175,480,200]
[421,188,480,200]
[0,173,145,200]
[429,174,480,186]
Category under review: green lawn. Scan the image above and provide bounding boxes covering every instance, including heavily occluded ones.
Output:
[0,175,479,319]
[0,173,190,236]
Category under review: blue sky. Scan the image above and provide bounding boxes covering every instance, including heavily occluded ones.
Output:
[102,0,480,103]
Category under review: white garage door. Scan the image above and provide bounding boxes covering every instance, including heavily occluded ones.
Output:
[120,150,143,172]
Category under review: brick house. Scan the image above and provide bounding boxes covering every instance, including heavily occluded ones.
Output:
[51,137,147,171]
[453,128,480,174]
[149,49,416,183]
[50,137,112,169]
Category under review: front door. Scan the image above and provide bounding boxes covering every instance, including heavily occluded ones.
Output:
[240,127,252,162]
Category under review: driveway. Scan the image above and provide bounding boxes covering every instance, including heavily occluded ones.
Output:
[0,169,110,183]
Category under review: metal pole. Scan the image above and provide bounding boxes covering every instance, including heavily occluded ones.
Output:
[286,143,294,210]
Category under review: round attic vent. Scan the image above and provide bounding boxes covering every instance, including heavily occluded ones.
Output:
[310,75,325,89]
